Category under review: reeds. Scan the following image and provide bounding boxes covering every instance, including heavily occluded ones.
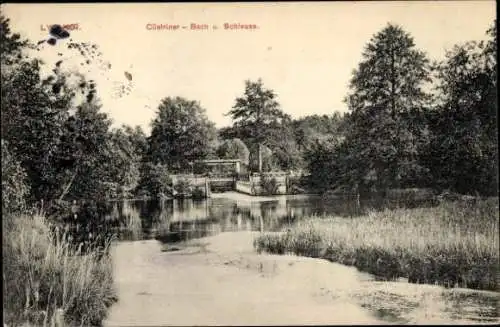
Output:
[3,213,117,326]
[121,200,143,240]
[254,198,499,291]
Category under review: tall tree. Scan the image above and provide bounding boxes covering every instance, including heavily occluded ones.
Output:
[227,79,288,172]
[101,127,142,198]
[0,15,29,66]
[148,96,217,172]
[1,16,125,203]
[55,100,114,201]
[424,21,497,195]
[343,23,432,192]
[122,125,149,158]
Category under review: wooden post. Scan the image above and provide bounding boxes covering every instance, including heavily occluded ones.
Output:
[205,178,210,198]
[258,143,262,173]
[354,183,360,215]
[235,161,240,175]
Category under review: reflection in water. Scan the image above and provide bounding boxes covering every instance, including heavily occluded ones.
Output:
[108,195,437,243]
[101,195,497,324]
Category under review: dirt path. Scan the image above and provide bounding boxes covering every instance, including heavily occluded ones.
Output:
[104,232,499,326]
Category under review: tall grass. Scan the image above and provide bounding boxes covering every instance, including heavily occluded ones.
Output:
[3,213,117,326]
[121,201,143,240]
[254,198,499,291]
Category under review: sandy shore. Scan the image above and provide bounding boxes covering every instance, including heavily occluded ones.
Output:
[104,232,499,326]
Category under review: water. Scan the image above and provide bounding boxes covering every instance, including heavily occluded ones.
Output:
[108,194,356,242]
[98,193,498,324]
[57,193,428,253]
[58,192,438,248]
[104,193,430,243]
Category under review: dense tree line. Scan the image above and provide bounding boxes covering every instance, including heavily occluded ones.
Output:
[1,16,147,212]
[305,22,498,196]
[2,15,496,214]
[0,16,346,206]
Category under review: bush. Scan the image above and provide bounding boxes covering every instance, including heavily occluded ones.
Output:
[192,186,205,199]
[1,140,30,213]
[3,214,117,326]
[174,178,192,195]
[260,174,279,195]
[135,163,172,197]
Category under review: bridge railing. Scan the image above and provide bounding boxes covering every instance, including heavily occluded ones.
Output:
[170,174,207,186]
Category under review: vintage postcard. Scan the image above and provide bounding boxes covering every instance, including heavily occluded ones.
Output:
[1,2,498,326]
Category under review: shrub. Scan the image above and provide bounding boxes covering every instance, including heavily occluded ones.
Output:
[260,174,279,195]
[1,140,30,213]
[174,178,192,195]
[135,162,172,197]
[192,186,205,199]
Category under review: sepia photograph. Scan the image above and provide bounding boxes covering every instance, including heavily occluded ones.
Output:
[1,1,498,326]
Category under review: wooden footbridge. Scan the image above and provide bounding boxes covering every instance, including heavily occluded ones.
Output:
[170,173,293,197]
[169,159,300,198]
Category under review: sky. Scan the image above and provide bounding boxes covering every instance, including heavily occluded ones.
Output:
[2,2,496,134]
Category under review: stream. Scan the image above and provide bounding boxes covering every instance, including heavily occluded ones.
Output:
[102,192,499,325]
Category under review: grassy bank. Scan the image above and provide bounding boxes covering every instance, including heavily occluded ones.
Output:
[3,213,117,326]
[254,198,499,291]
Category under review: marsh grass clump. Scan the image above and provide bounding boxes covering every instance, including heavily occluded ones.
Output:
[254,198,499,291]
[254,226,325,257]
[3,213,117,326]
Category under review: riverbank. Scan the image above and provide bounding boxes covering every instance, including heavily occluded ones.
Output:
[104,231,499,325]
[254,198,499,291]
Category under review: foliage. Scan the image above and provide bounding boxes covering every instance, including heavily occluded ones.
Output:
[0,16,125,203]
[1,140,30,213]
[342,23,433,192]
[192,186,205,199]
[0,15,29,65]
[249,144,276,172]
[122,124,149,158]
[2,57,72,202]
[259,174,280,195]
[102,127,142,198]
[135,162,172,197]
[56,102,116,201]
[267,122,304,170]
[423,22,498,195]
[174,178,193,195]
[222,82,341,172]
[148,96,217,172]
[292,113,346,152]
[216,138,250,165]
[304,22,497,197]
[227,79,290,172]
[303,138,344,192]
